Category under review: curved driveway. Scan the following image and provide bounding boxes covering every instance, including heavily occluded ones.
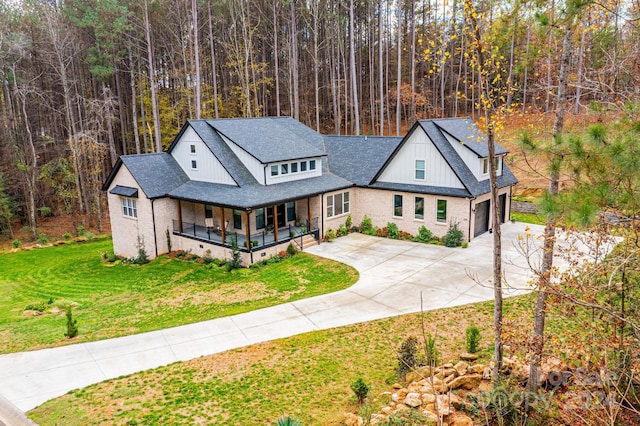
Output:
[0,222,542,413]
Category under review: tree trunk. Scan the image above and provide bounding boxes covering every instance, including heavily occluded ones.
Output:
[349,0,360,135]
[143,0,162,152]
[290,0,299,120]
[207,1,220,118]
[396,0,402,135]
[272,1,281,117]
[527,22,574,393]
[192,0,201,120]
[378,0,384,135]
[103,83,118,166]
[128,47,141,154]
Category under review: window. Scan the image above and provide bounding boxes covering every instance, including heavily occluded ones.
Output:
[415,197,424,220]
[291,162,298,173]
[190,144,196,153]
[205,204,213,219]
[415,160,425,180]
[122,198,137,218]
[436,199,447,223]
[191,160,197,169]
[271,165,279,176]
[309,159,316,170]
[393,194,403,217]
[233,210,242,229]
[300,161,307,171]
[327,191,350,218]
[286,201,296,222]
[483,158,489,174]
[281,164,289,174]
[495,156,502,173]
[255,208,265,230]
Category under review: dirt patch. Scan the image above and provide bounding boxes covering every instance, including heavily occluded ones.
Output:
[158,281,306,308]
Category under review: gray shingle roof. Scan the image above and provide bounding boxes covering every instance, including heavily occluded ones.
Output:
[324,136,403,185]
[109,185,138,197]
[205,117,326,163]
[119,153,189,199]
[187,121,257,186]
[431,117,508,157]
[169,173,352,209]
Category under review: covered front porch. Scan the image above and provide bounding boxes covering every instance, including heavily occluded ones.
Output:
[171,197,320,255]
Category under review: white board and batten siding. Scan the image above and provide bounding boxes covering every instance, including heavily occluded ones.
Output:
[219,133,266,185]
[378,127,465,189]
[444,133,503,181]
[172,126,237,185]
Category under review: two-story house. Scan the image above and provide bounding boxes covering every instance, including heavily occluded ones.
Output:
[103,117,517,265]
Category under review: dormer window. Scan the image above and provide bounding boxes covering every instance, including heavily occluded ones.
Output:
[483,158,489,174]
[291,162,298,173]
[300,161,307,171]
[281,164,289,174]
[310,160,316,170]
[415,160,425,180]
[271,165,279,176]
[495,156,502,173]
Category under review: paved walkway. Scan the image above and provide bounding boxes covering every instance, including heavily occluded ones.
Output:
[0,222,545,413]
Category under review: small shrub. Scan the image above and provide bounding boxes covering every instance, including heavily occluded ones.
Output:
[286,242,297,256]
[76,225,85,236]
[290,229,296,238]
[386,222,399,239]
[345,215,352,229]
[84,232,95,240]
[414,226,433,243]
[465,325,482,353]
[251,239,259,247]
[38,206,52,217]
[387,409,432,425]
[325,229,336,241]
[350,377,370,405]
[425,333,440,366]
[25,302,47,312]
[337,223,348,236]
[443,222,464,247]
[376,226,388,238]
[462,241,469,248]
[360,215,373,233]
[47,297,54,305]
[133,235,149,264]
[62,232,72,240]
[38,234,48,244]
[12,239,21,248]
[397,336,419,380]
[276,415,301,426]
[64,306,78,338]
[226,235,242,271]
[166,228,172,252]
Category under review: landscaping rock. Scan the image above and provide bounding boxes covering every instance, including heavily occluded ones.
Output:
[403,392,421,408]
[392,383,402,389]
[343,412,362,426]
[421,393,436,404]
[469,364,485,374]
[453,361,469,376]
[449,414,474,426]
[370,414,387,425]
[448,373,482,391]
[460,352,479,361]
[380,406,393,415]
[422,410,440,423]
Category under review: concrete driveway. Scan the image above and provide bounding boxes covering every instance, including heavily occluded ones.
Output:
[0,222,543,413]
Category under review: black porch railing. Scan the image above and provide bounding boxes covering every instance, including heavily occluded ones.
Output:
[172,219,317,252]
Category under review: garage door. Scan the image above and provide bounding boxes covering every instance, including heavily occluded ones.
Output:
[474,200,490,237]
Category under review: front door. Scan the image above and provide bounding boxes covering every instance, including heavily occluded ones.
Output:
[499,194,507,224]
[474,200,490,237]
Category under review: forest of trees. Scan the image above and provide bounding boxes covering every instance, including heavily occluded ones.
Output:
[0,0,639,234]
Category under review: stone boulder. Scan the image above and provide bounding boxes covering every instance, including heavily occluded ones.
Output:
[454,361,469,376]
[449,414,475,426]
[403,392,422,408]
[448,373,482,391]
[460,352,479,361]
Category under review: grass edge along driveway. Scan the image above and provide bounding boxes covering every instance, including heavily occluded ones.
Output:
[0,237,358,354]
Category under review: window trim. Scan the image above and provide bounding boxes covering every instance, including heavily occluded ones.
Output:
[482,158,489,175]
[414,196,424,220]
[270,165,279,176]
[191,159,198,170]
[393,194,403,218]
[414,159,426,180]
[122,197,137,219]
[309,159,317,170]
[326,191,350,218]
[436,199,447,224]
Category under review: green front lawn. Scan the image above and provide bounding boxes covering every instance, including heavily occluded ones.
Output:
[0,237,358,353]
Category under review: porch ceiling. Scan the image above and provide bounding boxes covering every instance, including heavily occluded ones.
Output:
[168,173,352,209]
